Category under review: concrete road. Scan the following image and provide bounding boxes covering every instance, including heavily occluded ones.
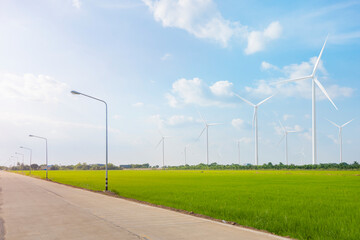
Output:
[0,171,289,240]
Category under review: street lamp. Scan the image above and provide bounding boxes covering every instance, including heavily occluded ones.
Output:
[71,90,109,191]
[20,146,32,175]
[29,134,48,179]
[10,156,17,170]
[15,152,24,173]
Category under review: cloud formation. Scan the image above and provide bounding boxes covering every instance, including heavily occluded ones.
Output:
[231,118,244,129]
[0,73,68,103]
[132,102,144,107]
[166,77,234,107]
[245,58,354,100]
[245,21,282,55]
[143,0,281,53]
[72,0,81,9]
[149,114,196,128]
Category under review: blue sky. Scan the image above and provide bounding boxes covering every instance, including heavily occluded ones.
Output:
[1,0,360,167]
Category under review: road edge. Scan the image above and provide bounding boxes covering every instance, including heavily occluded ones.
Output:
[8,171,293,240]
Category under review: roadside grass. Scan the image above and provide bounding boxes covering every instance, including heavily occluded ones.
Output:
[23,170,360,240]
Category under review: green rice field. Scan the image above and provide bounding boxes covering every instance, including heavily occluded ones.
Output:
[24,170,360,240]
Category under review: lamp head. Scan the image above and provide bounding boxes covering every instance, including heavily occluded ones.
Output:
[71,90,81,95]
[29,135,34,137]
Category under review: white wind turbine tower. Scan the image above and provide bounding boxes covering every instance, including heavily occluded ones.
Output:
[278,121,298,165]
[235,139,242,165]
[197,112,222,165]
[326,119,354,163]
[234,94,275,165]
[156,131,171,168]
[183,144,190,165]
[273,36,338,165]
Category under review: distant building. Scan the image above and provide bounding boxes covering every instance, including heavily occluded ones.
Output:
[120,165,132,169]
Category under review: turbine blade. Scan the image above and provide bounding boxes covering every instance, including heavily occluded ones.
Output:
[278,120,285,132]
[155,138,163,149]
[341,119,354,127]
[287,130,298,133]
[326,118,340,128]
[312,35,328,77]
[197,111,207,125]
[314,78,338,110]
[252,108,256,128]
[208,123,223,126]
[271,75,312,85]
[158,130,164,137]
[196,127,206,141]
[257,94,275,106]
[234,94,255,107]
[277,134,285,146]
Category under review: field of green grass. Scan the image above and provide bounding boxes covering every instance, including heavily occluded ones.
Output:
[24,170,360,240]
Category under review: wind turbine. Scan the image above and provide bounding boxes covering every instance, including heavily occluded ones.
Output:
[278,121,298,165]
[156,131,171,168]
[296,146,306,166]
[273,36,338,165]
[235,139,241,165]
[326,119,354,163]
[234,94,275,165]
[197,112,222,165]
[183,144,189,165]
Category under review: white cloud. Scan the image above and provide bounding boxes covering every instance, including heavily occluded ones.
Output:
[209,81,233,96]
[246,57,354,100]
[166,77,234,107]
[274,122,303,136]
[231,118,244,129]
[165,93,179,108]
[148,114,195,128]
[245,21,282,55]
[238,137,252,144]
[132,102,144,107]
[72,0,81,9]
[0,73,68,103]
[283,114,293,121]
[143,0,238,47]
[300,130,312,141]
[167,115,194,126]
[161,53,172,61]
[327,134,338,144]
[148,114,164,128]
[261,61,279,71]
[245,80,273,96]
[143,0,281,52]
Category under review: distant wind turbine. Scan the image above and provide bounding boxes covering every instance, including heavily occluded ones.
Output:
[197,112,222,165]
[326,119,354,163]
[234,94,275,165]
[273,36,338,165]
[156,131,171,168]
[184,144,189,165]
[278,121,298,165]
[296,146,306,166]
[235,139,241,165]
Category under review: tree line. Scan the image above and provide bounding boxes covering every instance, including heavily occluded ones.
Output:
[1,162,152,171]
[2,161,359,171]
[167,162,360,170]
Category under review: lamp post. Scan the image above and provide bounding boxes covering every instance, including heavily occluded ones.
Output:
[71,90,109,191]
[29,135,48,179]
[10,156,16,170]
[15,152,24,173]
[20,146,32,175]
